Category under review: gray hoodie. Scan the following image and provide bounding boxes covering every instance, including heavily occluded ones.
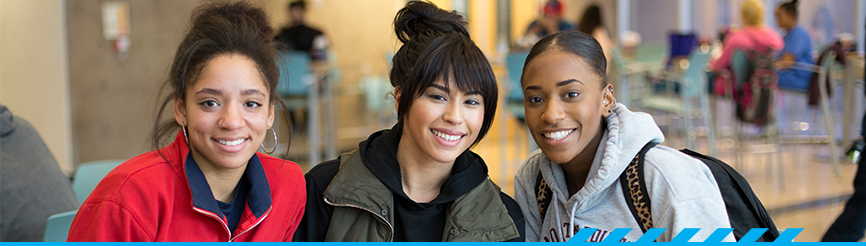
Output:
[514,104,734,242]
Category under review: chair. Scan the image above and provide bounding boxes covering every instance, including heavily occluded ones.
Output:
[72,160,124,204]
[636,50,717,157]
[503,51,537,156]
[775,53,842,178]
[43,210,77,242]
[505,51,529,120]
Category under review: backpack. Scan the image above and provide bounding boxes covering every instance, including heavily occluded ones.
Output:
[533,142,780,241]
[735,49,777,126]
[620,142,780,242]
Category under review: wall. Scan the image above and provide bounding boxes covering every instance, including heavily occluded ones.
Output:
[65,0,407,165]
[66,0,206,167]
[0,0,73,173]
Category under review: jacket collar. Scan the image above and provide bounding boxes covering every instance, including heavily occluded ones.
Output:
[324,150,519,242]
[171,132,273,220]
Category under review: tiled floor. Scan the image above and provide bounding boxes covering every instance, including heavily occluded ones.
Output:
[285,83,864,242]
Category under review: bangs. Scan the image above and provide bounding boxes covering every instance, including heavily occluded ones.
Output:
[410,35,496,100]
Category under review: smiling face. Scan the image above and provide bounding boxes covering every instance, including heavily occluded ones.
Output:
[174,53,275,172]
[522,50,614,164]
[396,76,484,165]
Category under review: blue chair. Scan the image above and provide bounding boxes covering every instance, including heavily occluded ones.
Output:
[43,210,76,242]
[505,51,529,120]
[72,160,124,204]
[276,50,314,110]
[638,50,717,156]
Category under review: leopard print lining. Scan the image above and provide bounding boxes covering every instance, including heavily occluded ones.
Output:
[536,172,552,221]
[625,153,653,231]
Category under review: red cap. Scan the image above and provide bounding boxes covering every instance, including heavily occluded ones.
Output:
[543,0,563,15]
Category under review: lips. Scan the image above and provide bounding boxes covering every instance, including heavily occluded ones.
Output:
[431,129,463,142]
[216,138,247,146]
[542,129,575,140]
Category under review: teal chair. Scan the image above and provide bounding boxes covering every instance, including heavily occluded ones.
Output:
[505,51,529,120]
[72,160,124,204]
[638,50,717,157]
[276,50,313,111]
[43,210,76,242]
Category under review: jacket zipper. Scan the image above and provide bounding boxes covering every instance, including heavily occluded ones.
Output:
[193,207,232,241]
[230,209,271,241]
[324,197,394,242]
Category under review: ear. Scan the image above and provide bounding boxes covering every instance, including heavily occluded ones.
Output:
[267,101,276,129]
[602,84,616,117]
[393,86,402,112]
[174,97,187,126]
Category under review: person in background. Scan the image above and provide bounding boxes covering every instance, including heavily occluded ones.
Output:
[577,4,613,73]
[66,1,305,241]
[519,0,575,47]
[0,104,78,241]
[709,0,782,96]
[294,1,524,242]
[774,0,813,92]
[514,31,733,242]
[274,0,327,60]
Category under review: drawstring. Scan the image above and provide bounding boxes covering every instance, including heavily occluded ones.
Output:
[552,191,565,242]
[567,201,579,241]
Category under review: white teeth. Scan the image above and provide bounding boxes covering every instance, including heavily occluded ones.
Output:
[431,130,462,142]
[218,139,245,146]
[543,130,574,140]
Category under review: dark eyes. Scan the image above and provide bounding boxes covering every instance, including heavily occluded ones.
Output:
[526,91,579,104]
[244,101,262,108]
[199,100,261,108]
[201,100,218,107]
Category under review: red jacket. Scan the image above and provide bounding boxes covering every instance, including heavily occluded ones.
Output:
[67,132,305,242]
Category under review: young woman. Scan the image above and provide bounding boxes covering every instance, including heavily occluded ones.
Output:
[513,31,733,242]
[293,1,523,242]
[67,1,305,241]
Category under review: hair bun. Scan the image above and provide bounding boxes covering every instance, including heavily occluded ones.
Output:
[192,1,274,40]
[393,1,469,44]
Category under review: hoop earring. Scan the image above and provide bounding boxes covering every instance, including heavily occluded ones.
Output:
[261,127,277,154]
[182,126,189,146]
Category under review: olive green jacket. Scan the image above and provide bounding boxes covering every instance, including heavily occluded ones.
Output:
[321,150,520,242]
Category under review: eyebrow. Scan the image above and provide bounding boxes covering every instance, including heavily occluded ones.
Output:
[524,79,583,92]
[242,89,265,97]
[428,84,449,93]
[194,88,222,96]
[193,88,265,97]
[428,84,481,95]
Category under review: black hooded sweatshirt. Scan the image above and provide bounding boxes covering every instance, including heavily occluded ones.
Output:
[293,128,525,242]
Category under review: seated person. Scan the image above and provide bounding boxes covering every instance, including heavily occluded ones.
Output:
[514,31,734,242]
[0,104,78,241]
[519,0,575,47]
[293,1,524,242]
[709,0,782,96]
[66,2,305,241]
[774,0,813,92]
[274,0,327,60]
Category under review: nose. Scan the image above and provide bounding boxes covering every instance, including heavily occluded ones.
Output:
[442,100,464,125]
[540,99,565,125]
[219,104,244,130]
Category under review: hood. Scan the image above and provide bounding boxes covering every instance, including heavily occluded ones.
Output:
[541,103,664,212]
[0,105,16,136]
[358,127,488,206]
[739,26,784,50]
